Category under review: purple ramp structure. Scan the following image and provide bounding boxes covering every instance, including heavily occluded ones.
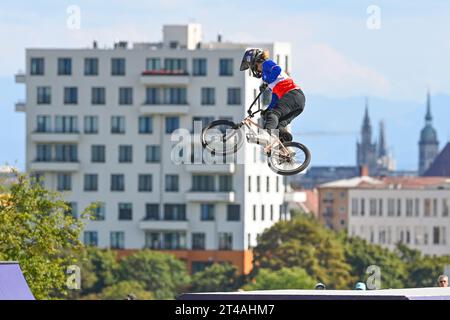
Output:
[0,262,35,300]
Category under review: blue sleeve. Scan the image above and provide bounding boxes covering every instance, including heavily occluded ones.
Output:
[262,60,282,84]
[268,93,278,109]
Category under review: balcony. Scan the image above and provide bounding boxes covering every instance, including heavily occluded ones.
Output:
[31,132,80,143]
[139,104,189,115]
[139,220,189,230]
[15,72,25,83]
[15,101,26,112]
[140,70,189,85]
[30,161,80,172]
[185,191,235,203]
[185,163,235,174]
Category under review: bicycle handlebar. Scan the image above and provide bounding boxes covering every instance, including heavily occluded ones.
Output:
[246,89,265,117]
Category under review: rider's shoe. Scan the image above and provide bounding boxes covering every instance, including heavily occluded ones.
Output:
[279,128,293,143]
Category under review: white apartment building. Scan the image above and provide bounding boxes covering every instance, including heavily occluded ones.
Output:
[348,177,450,256]
[15,24,292,273]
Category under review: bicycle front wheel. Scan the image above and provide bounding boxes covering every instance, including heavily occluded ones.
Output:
[267,141,311,175]
[201,120,244,155]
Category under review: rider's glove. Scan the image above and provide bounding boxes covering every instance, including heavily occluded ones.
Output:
[259,82,268,92]
[261,108,269,117]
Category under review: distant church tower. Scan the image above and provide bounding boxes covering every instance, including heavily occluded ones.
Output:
[357,99,377,175]
[419,91,439,175]
[376,120,396,175]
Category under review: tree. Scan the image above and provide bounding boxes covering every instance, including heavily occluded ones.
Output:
[118,250,190,299]
[342,236,407,289]
[190,263,242,292]
[93,280,153,300]
[252,215,354,289]
[243,267,316,291]
[0,171,94,299]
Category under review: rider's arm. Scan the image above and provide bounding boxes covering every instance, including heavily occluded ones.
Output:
[262,60,282,84]
[267,93,278,109]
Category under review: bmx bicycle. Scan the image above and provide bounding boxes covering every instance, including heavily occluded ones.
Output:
[201,89,311,176]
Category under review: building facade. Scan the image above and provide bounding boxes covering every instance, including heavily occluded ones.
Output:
[14,24,292,274]
[348,177,450,256]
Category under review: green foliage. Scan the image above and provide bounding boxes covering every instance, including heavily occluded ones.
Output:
[0,171,94,299]
[190,263,242,292]
[118,250,190,299]
[243,267,316,291]
[93,280,153,300]
[252,215,354,289]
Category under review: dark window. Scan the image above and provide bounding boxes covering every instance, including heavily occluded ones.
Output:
[37,87,51,104]
[227,204,240,221]
[30,58,44,75]
[200,204,215,221]
[119,87,133,105]
[138,174,152,192]
[165,116,179,134]
[57,173,71,191]
[64,87,78,104]
[58,58,72,75]
[218,233,233,250]
[111,174,125,191]
[192,175,215,192]
[139,116,153,134]
[163,204,186,220]
[111,58,125,75]
[192,233,206,250]
[193,58,207,76]
[92,87,106,105]
[201,87,215,105]
[91,145,105,163]
[84,116,98,134]
[218,175,233,192]
[118,203,132,220]
[146,145,161,163]
[84,58,99,76]
[110,232,125,249]
[111,116,125,134]
[227,88,241,105]
[83,231,98,246]
[145,204,160,220]
[118,145,132,163]
[165,174,179,192]
[219,58,233,76]
[93,203,105,220]
[84,174,98,191]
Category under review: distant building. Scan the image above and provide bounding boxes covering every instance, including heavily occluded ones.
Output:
[357,101,378,175]
[376,120,396,175]
[291,166,359,189]
[348,177,450,256]
[419,91,439,175]
[285,189,318,218]
[424,142,450,177]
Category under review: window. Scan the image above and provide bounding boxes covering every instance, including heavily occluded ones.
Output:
[218,233,233,250]
[285,55,289,73]
[433,226,440,245]
[119,87,133,105]
[218,175,233,192]
[84,174,98,191]
[165,116,179,134]
[118,145,133,163]
[138,174,152,192]
[165,174,179,192]
[351,198,358,216]
[201,88,215,105]
[192,117,214,132]
[433,199,438,217]
[219,58,233,76]
[110,232,125,249]
[369,199,377,216]
[55,116,78,133]
[92,87,106,105]
[146,145,161,163]
[64,87,78,104]
[164,58,187,72]
[227,204,240,221]
[84,58,98,76]
[93,203,105,220]
[118,203,132,220]
[193,58,207,76]
[360,199,365,216]
[388,198,395,216]
[406,199,413,217]
[146,58,161,71]
[270,205,274,220]
[91,145,105,163]
[397,199,402,216]
[261,205,265,221]
[55,144,78,162]
[145,88,161,104]
[66,202,78,219]
[163,232,186,250]
[192,233,206,250]
[192,175,215,191]
[57,173,71,191]
[266,177,270,192]
[227,88,241,105]
[424,199,431,217]
[36,144,52,161]
[37,87,51,104]
[111,58,125,75]
[111,116,125,134]
[111,174,125,191]
[415,198,420,217]
[30,57,44,75]
[84,116,98,134]
[58,58,72,75]
[253,205,257,221]
[84,231,98,246]
[257,176,261,192]
[145,204,160,220]
[443,199,450,217]
[248,176,252,192]
[139,116,153,134]
[378,199,383,216]
[145,232,161,249]
[276,176,279,192]
[164,204,186,220]
[164,88,187,104]
[200,204,215,221]
[192,261,212,273]
[36,115,51,132]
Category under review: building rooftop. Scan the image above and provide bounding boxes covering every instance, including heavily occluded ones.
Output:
[424,142,450,177]
[318,176,384,188]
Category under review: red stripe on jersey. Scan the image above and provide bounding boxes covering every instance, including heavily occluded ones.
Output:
[272,78,300,99]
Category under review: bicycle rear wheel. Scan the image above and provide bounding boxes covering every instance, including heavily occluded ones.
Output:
[201,120,244,155]
[267,141,311,175]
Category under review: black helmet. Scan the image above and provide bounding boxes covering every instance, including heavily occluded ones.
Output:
[240,48,264,78]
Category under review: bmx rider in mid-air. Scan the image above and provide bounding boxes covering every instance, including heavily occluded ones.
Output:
[239,48,306,147]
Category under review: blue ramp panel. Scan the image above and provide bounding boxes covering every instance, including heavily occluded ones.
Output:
[0,262,35,300]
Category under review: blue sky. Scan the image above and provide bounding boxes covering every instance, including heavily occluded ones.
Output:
[1,1,450,170]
